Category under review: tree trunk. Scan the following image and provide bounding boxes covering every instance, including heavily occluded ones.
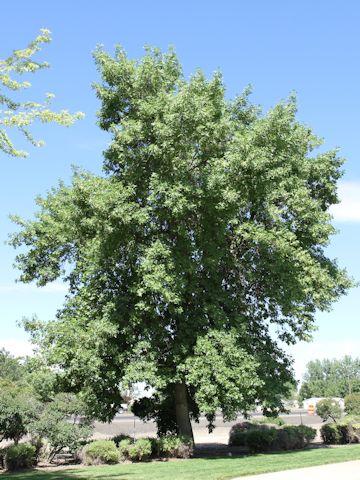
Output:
[175,382,194,441]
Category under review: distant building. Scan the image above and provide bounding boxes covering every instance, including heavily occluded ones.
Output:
[303,397,344,411]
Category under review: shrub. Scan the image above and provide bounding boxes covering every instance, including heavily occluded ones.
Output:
[127,438,152,462]
[316,398,342,422]
[112,434,132,447]
[253,417,285,427]
[4,443,36,471]
[83,440,119,465]
[295,425,317,443]
[320,424,347,444]
[229,422,316,451]
[276,425,316,450]
[246,428,277,453]
[158,435,193,458]
[118,438,133,460]
[228,421,257,446]
[345,394,360,416]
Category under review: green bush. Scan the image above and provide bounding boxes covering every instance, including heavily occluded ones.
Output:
[246,428,277,453]
[118,438,132,460]
[83,440,119,465]
[295,425,317,443]
[229,422,316,451]
[127,438,152,462]
[253,417,285,426]
[111,434,132,447]
[276,425,316,450]
[228,421,257,446]
[345,394,360,416]
[158,435,193,458]
[320,424,348,444]
[4,443,36,471]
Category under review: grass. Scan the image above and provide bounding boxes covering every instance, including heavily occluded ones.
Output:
[2,445,360,480]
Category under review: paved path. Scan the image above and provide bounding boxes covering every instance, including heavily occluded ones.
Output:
[233,460,360,480]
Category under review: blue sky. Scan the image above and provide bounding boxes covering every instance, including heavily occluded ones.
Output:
[1,0,359,379]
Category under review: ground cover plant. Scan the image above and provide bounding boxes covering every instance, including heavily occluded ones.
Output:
[2,445,360,479]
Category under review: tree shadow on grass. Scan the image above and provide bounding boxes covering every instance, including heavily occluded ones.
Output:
[0,467,135,480]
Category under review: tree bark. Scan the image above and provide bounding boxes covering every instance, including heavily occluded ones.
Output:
[175,382,194,441]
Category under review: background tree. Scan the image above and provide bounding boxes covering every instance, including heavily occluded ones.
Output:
[316,398,342,423]
[11,46,351,439]
[0,28,83,157]
[299,356,360,400]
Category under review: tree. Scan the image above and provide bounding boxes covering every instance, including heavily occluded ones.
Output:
[0,383,39,444]
[0,28,83,157]
[299,356,360,400]
[11,46,351,439]
[316,398,342,423]
[29,393,93,462]
[0,349,24,383]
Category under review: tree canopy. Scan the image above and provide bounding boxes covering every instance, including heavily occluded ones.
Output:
[11,46,351,438]
[299,356,360,400]
[0,28,83,157]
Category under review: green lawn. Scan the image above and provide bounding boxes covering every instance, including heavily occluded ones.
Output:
[2,445,360,480]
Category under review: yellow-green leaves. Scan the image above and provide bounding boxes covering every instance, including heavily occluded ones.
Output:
[0,29,84,157]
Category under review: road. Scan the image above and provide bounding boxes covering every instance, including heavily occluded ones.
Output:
[94,411,322,443]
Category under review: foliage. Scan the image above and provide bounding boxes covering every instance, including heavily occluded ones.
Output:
[276,425,316,450]
[321,421,360,445]
[0,383,39,443]
[83,440,119,465]
[11,45,351,437]
[118,439,133,460]
[345,394,360,415]
[127,438,153,462]
[246,428,278,453]
[321,423,347,444]
[228,421,260,446]
[228,422,316,451]
[316,398,342,423]
[299,356,360,400]
[253,416,285,426]
[0,29,83,157]
[111,434,132,447]
[3,443,36,471]
[157,435,193,458]
[0,349,24,383]
[29,393,93,462]
[4,447,360,479]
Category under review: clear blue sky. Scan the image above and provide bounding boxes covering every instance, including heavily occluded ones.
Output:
[1,0,359,379]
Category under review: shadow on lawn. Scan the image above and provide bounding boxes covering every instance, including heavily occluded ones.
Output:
[1,468,134,479]
[202,443,336,461]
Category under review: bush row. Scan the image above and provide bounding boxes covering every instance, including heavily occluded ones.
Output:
[83,435,193,465]
[228,421,316,452]
[320,423,360,444]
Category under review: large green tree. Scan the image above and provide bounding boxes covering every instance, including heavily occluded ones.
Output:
[11,46,351,439]
[0,28,83,157]
[299,356,360,400]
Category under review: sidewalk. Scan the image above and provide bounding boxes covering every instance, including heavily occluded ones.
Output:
[232,460,360,480]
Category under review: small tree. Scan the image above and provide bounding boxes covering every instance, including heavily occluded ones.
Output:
[316,398,342,423]
[29,393,93,462]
